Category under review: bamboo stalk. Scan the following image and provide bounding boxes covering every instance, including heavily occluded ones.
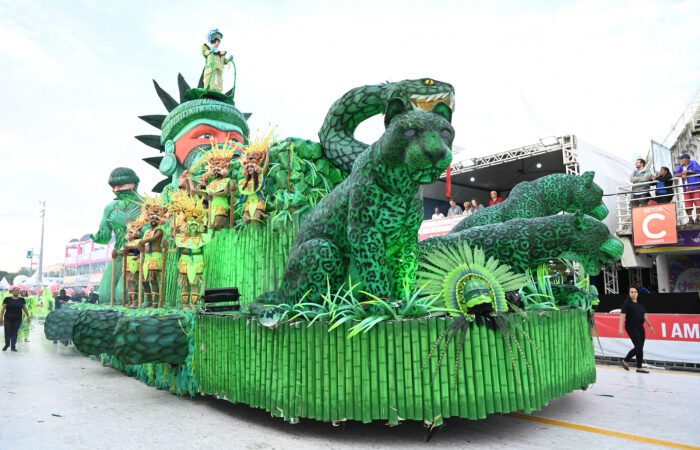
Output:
[110,254,116,307]
[137,252,144,308]
[122,252,128,307]
[159,242,167,308]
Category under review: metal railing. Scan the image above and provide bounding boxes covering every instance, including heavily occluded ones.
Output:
[616,177,700,234]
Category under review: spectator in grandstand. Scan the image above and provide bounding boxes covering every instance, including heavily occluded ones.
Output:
[488,191,504,206]
[618,287,654,373]
[633,280,651,295]
[674,153,700,224]
[447,199,463,217]
[652,166,673,204]
[462,201,473,216]
[630,158,653,207]
[471,198,485,211]
[431,207,444,219]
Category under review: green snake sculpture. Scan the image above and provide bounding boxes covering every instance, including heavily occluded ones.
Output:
[319,78,455,172]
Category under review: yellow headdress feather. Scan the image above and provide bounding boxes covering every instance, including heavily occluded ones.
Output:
[204,138,236,163]
[244,129,275,157]
[169,192,206,223]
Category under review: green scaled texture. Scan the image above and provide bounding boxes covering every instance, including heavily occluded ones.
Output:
[114,315,189,365]
[73,309,123,356]
[44,308,80,341]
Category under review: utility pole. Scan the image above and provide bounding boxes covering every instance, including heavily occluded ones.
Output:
[38,201,46,287]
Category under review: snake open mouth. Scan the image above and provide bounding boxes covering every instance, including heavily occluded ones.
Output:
[409,92,455,111]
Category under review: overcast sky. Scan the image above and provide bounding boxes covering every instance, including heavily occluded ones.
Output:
[0,0,699,271]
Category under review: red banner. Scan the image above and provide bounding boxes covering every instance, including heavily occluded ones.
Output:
[595,313,700,342]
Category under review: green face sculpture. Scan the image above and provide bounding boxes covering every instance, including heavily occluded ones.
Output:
[136,75,250,191]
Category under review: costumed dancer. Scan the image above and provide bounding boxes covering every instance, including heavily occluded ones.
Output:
[170,194,211,309]
[114,219,146,307]
[138,196,169,308]
[17,289,35,342]
[202,28,234,93]
[238,131,273,224]
[197,142,237,231]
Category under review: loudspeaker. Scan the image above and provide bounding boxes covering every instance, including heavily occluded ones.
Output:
[202,287,240,312]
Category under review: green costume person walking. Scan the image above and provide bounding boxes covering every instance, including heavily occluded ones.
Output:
[202,28,234,93]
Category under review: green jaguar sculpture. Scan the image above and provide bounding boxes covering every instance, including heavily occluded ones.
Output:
[421,211,624,276]
[452,171,609,232]
[262,99,454,305]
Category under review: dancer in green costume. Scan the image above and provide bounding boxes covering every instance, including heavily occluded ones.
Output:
[238,132,271,224]
[171,194,211,308]
[202,28,233,93]
[197,143,236,230]
[138,196,168,308]
[18,290,36,342]
[114,219,146,307]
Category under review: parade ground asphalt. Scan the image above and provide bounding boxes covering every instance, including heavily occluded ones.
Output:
[1,325,699,450]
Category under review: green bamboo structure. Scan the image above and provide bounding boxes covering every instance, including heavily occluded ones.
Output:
[163,220,298,308]
[192,309,596,425]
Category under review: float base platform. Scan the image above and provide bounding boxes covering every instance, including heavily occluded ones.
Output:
[192,310,596,425]
[5,325,699,449]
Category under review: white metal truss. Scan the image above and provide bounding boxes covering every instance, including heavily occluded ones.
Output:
[603,264,619,294]
[446,135,577,177]
[561,134,579,175]
[628,268,642,287]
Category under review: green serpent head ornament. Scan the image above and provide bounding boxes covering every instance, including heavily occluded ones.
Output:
[382,78,455,112]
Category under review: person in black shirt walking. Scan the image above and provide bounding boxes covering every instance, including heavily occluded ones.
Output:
[1,287,31,352]
[618,287,655,373]
[54,289,71,309]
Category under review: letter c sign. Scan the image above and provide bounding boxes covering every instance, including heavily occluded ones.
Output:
[642,213,666,239]
[632,203,677,246]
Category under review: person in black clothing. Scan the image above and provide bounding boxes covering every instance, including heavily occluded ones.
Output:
[55,289,71,309]
[653,166,674,204]
[87,292,99,304]
[618,287,655,373]
[1,287,31,352]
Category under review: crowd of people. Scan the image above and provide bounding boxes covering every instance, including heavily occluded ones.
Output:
[630,153,700,223]
[0,287,98,352]
[431,191,502,219]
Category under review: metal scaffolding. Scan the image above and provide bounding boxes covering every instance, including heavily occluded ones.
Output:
[446,134,579,177]
[603,264,620,294]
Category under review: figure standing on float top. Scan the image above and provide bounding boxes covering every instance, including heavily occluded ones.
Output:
[170,194,211,309]
[138,196,169,308]
[195,142,238,231]
[239,131,273,224]
[113,219,146,308]
[202,28,234,94]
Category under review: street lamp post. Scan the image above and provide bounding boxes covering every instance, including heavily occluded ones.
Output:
[38,201,46,287]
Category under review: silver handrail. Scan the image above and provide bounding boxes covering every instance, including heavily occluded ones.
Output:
[616,175,700,233]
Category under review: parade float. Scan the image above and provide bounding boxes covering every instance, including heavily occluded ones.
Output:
[46,28,624,426]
